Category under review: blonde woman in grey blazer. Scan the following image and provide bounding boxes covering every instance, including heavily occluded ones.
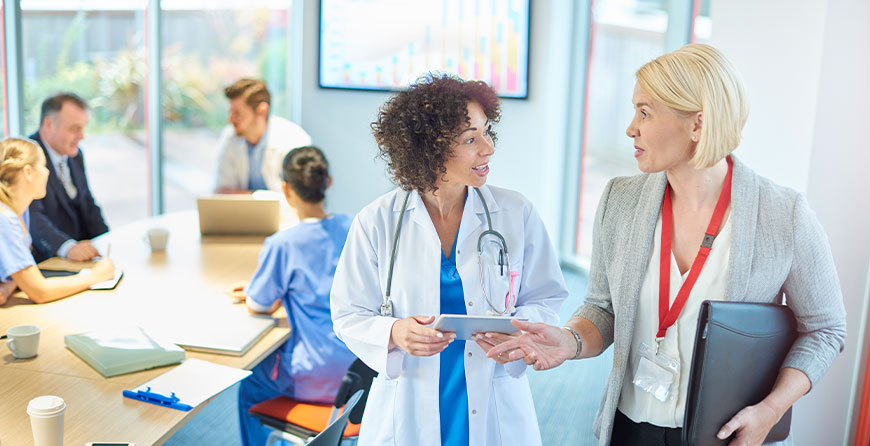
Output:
[486,44,846,446]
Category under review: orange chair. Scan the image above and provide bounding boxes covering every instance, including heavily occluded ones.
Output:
[249,359,376,446]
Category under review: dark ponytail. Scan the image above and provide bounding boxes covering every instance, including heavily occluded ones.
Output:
[283,146,329,203]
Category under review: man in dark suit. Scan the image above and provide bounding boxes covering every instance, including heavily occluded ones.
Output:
[29,93,108,262]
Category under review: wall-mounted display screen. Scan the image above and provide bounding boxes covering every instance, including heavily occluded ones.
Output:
[319,0,531,98]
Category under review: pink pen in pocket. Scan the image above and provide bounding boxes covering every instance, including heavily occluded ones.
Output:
[505,271,520,311]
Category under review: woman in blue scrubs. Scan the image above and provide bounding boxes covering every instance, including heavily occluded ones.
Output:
[233,146,356,446]
[0,137,114,305]
[330,74,568,445]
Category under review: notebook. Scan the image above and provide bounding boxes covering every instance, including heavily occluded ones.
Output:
[197,195,280,236]
[88,269,124,290]
[65,327,185,378]
[683,301,797,445]
[39,268,124,290]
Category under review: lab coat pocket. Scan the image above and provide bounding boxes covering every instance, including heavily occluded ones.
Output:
[491,374,541,446]
[359,376,398,445]
[484,265,513,314]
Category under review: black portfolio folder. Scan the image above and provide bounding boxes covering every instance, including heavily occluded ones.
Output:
[683,301,797,446]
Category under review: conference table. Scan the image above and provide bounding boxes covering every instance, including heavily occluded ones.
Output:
[0,210,292,445]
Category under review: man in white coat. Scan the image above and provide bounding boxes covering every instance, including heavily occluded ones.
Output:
[215,79,311,194]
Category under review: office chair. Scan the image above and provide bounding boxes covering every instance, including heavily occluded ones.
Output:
[306,390,363,446]
[249,359,376,446]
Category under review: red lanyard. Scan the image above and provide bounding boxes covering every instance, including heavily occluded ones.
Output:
[657,156,733,339]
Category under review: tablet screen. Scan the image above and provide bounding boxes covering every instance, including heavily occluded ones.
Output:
[432,314,526,340]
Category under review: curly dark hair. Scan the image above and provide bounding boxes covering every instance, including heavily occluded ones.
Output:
[372,73,501,193]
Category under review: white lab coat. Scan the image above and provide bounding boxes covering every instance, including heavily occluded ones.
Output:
[214,115,312,192]
[331,185,568,446]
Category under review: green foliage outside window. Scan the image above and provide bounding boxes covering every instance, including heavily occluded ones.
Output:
[23,9,288,135]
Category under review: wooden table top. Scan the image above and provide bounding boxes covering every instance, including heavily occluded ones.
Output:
[0,210,290,445]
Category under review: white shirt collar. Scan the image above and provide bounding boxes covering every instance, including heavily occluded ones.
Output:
[42,138,69,165]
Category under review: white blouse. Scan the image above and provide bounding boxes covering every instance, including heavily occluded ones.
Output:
[617,212,732,428]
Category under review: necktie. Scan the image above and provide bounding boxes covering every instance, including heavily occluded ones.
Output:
[57,159,78,199]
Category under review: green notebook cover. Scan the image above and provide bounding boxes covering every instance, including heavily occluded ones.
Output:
[65,327,185,377]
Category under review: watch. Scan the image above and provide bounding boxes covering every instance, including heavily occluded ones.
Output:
[562,326,583,360]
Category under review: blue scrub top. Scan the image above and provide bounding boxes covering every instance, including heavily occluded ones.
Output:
[245,214,356,403]
[439,229,470,446]
[0,203,35,282]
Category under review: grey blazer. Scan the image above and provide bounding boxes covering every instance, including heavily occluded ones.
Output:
[573,155,847,445]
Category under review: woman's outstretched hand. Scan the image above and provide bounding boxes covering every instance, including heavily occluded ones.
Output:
[473,331,521,364]
[485,320,577,370]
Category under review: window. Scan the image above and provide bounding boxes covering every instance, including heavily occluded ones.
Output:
[160,1,294,213]
[14,1,296,226]
[692,0,711,43]
[570,0,706,259]
[21,1,148,226]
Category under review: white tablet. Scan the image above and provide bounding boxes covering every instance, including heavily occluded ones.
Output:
[432,314,528,340]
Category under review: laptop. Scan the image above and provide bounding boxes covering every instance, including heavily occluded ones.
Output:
[146,313,278,357]
[170,316,277,357]
[197,195,281,236]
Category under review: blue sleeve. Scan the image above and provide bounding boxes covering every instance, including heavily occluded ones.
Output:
[0,215,36,282]
[245,236,292,311]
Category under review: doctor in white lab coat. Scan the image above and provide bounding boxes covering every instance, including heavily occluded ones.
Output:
[330,74,568,446]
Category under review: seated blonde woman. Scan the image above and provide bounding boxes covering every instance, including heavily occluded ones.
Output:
[0,138,114,305]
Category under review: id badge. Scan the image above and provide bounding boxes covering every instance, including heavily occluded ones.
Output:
[632,341,680,402]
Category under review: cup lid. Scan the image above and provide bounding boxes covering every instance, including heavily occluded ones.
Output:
[27,395,66,415]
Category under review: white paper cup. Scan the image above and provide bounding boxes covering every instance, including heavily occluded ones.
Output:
[27,395,66,446]
[144,227,169,251]
[6,325,40,359]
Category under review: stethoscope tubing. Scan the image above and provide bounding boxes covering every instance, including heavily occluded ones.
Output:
[381,191,411,317]
[381,187,514,317]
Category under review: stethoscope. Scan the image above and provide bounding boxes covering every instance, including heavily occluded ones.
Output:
[380,187,517,318]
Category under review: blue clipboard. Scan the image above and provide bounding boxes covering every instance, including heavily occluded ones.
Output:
[122,387,193,411]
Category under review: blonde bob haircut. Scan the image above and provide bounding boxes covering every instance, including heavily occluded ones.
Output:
[636,43,749,169]
[0,138,42,209]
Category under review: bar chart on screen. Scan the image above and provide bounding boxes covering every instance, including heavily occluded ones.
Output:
[319,0,530,98]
